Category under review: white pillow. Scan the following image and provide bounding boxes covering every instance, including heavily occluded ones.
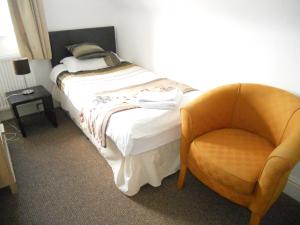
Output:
[50,64,67,83]
[60,56,108,73]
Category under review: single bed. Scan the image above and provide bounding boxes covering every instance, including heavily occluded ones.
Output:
[49,26,201,195]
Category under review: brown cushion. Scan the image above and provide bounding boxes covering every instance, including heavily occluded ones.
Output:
[188,128,274,194]
[66,43,106,59]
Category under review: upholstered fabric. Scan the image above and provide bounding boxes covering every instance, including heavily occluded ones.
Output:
[187,157,252,207]
[178,83,300,225]
[188,128,274,194]
[231,84,300,146]
[180,84,240,166]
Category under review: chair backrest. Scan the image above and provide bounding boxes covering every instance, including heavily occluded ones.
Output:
[231,84,300,146]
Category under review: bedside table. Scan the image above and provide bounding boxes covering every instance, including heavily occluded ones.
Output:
[5,85,58,137]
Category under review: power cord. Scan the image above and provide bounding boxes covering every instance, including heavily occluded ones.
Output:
[5,132,19,141]
[3,121,20,142]
[3,93,22,141]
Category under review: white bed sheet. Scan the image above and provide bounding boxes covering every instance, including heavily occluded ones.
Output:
[51,64,201,156]
[53,87,180,196]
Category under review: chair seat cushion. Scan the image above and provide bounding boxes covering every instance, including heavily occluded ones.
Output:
[188,128,274,194]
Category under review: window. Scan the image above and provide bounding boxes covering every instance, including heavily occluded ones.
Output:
[0,0,19,58]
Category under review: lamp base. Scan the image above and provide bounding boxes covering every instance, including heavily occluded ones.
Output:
[22,89,34,95]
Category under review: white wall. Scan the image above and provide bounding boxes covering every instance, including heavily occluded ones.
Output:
[43,0,115,31]
[113,0,300,94]
[32,0,116,93]
[111,0,300,200]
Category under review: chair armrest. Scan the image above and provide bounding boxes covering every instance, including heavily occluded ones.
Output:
[180,83,240,164]
[250,132,300,215]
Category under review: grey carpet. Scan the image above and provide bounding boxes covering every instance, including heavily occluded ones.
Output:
[0,109,299,225]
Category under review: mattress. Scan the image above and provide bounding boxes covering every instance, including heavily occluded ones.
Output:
[51,64,201,156]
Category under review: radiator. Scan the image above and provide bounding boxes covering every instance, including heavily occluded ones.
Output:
[0,59,36,111]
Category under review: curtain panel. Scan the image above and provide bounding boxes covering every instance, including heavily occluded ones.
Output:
[8,0,52,60]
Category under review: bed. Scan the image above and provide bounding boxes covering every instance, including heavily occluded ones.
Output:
[49,26,200,195]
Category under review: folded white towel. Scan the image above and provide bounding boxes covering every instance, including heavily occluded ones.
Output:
[136,89,183,110]
[138,100,180,109]
[137,88,181,102]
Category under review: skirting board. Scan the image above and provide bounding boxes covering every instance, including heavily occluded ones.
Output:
[284,175,300,202]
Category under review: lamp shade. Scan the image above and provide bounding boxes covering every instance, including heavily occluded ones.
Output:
[13,58,30,75]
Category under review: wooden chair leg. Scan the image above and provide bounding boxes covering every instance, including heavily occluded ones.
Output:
[177,165,187,189]
[249,212,262,225]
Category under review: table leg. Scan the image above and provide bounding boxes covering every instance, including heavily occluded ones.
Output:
[43,96,58,128]
[12,105,26,137]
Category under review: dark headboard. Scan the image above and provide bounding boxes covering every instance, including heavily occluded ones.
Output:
[49,26,116,66]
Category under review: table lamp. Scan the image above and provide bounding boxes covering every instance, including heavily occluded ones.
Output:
[12,58,34,95]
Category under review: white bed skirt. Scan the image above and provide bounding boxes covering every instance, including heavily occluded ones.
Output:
[100,138,179,195]
[53,87,180,196]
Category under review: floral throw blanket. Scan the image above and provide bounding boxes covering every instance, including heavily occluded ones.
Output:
[79,78,195,147]
[56,62,196,148]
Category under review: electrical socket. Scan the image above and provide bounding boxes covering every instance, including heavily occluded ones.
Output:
[36,102,44,111]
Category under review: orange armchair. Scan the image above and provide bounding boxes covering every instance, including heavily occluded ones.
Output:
[178,83,300,225]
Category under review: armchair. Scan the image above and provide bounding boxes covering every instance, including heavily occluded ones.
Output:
[178,83,300,225]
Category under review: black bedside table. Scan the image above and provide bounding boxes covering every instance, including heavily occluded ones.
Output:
[5,85,58,137]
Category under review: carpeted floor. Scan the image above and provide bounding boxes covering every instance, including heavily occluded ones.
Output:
[0,109,299,225]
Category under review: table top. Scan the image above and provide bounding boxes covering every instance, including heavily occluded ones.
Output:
[5,85,51,106]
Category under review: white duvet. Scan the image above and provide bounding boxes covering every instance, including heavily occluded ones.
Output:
[51,64,201,156]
